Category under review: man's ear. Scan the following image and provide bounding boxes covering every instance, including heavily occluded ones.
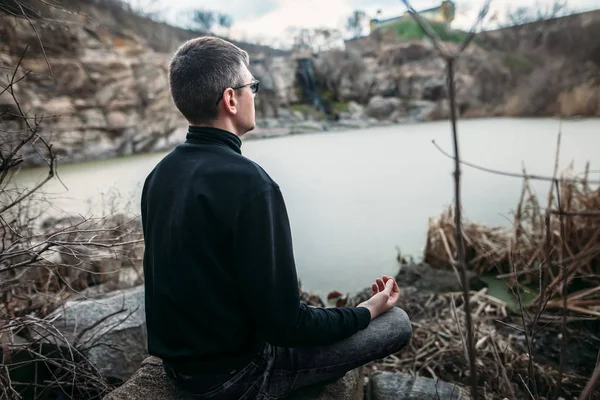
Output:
[222,88,238,115]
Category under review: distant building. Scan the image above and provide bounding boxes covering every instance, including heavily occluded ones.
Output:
[369,1,456,33]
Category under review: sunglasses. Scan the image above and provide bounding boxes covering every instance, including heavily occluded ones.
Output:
[233,79,260,93]
[216,79,260,104]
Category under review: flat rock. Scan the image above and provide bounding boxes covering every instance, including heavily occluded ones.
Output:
[288,367,363,400]
[105,356,363,400]
[369,371,468,400]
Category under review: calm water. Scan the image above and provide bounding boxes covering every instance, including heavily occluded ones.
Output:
[14,118,600,294]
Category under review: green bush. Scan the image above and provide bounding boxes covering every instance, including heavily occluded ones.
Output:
[503,53,534,72]
[289,104,327,121]
[384,19,466,43]
[331,102,350,114]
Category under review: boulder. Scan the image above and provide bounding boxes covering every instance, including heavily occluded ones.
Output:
[369,371,468,400]
[106,111,129,128]
[292,110,305,120]
[348,101,365,120]
[41,96,74,115]
[105,356,363,400]
[426,100,451,121]
[406,100,437,121]
[366,96,402,119]
[395,263,486,294]
[289,367,363,400]
[80,108,107,128]
[41,285,147,381]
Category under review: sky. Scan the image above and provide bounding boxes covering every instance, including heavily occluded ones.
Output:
[127,0,600,46]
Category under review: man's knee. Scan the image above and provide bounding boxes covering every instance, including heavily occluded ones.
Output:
[376,307,412,350]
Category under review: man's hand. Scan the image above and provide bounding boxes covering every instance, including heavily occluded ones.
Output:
[357,275,400,320]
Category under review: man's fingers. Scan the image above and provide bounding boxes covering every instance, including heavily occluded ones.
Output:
[376,278,385,292]
[384,278,394,293]
[372,283,378,296]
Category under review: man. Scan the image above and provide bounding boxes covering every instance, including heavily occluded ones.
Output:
[141,36,412,398]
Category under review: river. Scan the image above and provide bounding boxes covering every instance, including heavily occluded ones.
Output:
[13,118,600,295]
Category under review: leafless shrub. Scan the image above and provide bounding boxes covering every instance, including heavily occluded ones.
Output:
[0,5,144,397]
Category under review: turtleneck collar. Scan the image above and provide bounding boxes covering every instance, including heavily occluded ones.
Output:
[185,126,242,154]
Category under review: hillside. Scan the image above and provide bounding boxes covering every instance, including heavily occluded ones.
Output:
[337,9,600,119]
[1,1,599,167]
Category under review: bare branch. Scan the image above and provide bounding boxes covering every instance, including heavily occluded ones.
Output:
[578,355,600,400]
[73,307,128,348]
[510,251,538,399]
[0,164,55,214]
[432,140,600,185]
[400,0,449,58]
[457,0,491,54]
[15,1,53,76]
[550,210,600,217]
[445,57,478,399]
[556,180,568,398]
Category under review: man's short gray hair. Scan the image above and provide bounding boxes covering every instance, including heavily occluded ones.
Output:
[168,36,249,124]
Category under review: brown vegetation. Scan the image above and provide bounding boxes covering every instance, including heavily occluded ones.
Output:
[367,290,595,399]
[424,166,600,318]
[0,38,143,400]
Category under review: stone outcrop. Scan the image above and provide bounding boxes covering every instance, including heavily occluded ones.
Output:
[105,356,363,400]
[368,371,468,400]
[317,40,513,122]
[40,285,147,381]
[366,96,404,120]
[394,263,487,294]
[325,11,600,122]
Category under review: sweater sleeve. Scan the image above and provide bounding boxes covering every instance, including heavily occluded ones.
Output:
[230,185,371,348]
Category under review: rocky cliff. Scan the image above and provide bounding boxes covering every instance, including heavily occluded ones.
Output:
[2,2,599,167]
[0,0,296,166]
[324,10,600,121]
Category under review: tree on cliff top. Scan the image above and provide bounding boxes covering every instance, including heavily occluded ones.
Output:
[189,9,234,34]
[287,27,343,54]
[502,0,570,26]
[346,10,367,39]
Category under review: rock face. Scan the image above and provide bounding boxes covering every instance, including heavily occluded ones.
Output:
[369,371,467,400]
[326,11,600,121]
[1,16,184,166]
[4,2,599,166]
[319,40,512,122]
[42,285,147,381]
[105,356,363,400]
[0,1,293,167]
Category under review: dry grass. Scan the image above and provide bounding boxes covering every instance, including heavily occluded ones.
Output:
[423,166,600,318]
[557,86,600,117]
[366,289,595,400]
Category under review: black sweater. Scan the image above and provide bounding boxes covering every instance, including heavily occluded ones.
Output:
[141,126,371,373]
